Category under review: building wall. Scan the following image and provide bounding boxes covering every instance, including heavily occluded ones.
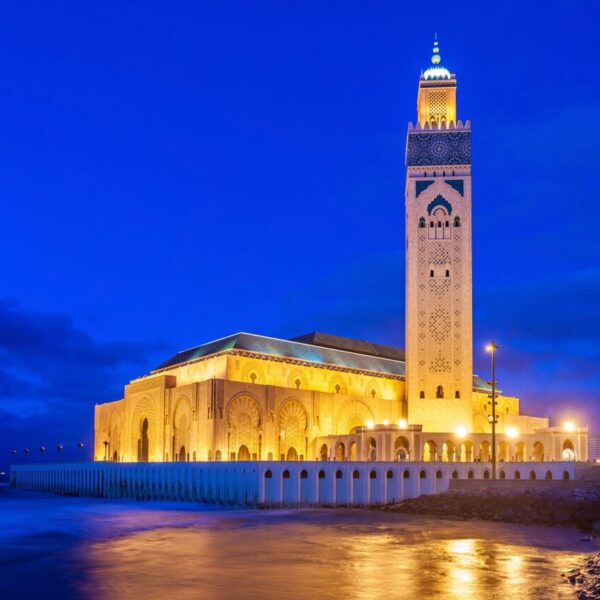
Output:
[94,353,407,463]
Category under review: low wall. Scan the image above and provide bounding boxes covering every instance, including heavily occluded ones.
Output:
[10,461,576,508]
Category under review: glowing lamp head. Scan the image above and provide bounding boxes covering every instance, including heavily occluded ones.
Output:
[398,419,408,429]
[506,426,518,439]
[383,419,389,426]
[485,342,498,353]
[455,425,467,439]
[564,421,576,432]
[366,420,374,430]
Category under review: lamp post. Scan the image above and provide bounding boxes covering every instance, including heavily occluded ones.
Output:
[78,441,85,462]
[103,440,109,462]
[486,341,499,480]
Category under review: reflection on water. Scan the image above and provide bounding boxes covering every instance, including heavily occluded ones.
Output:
[0,488,592,600]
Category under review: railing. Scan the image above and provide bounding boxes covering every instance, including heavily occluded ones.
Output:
[10,461,576,508]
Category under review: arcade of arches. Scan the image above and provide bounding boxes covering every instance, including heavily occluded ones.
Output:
[94,334,588,463]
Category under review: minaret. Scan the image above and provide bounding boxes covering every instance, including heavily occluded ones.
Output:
[405,38,473,433]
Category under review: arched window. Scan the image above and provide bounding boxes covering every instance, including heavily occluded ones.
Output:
[419,217,426,228]
[430,222,434,228]
[403,470,410,479]
[430,269,434,277]
[451,470,458,479]
[369,470,377,479]
[499,470,506,479]
[454,216,461,227]
[436,385,444,399]
[265,470,272,479]
[336,470,343,479]
[419,470,427,479]
[353,470,360,479]
[436,470,442,479]
[387,470,394,479]
[514,470,521,480]
[419,390,425,399]
[455,390,461,398]
[282,469,290,479]
[545,470,553,480]
[318,470,325,479]
[483,470,490,479]
[445,269,450,277]
[300,469,308,479]
[530,470,537,480]
[562,470,570,480]
[467,470,474,479]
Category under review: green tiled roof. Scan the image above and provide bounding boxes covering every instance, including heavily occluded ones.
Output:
[153,332,406,376]
[153,331,496,393]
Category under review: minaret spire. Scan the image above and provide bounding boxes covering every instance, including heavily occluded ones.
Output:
[432,34,441,65]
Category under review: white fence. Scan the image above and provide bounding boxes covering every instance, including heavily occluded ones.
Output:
[10,461,576,508]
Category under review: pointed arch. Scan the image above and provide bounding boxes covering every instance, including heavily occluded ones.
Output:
[277,399,309,460]
[226,394,263,460]
[335,399,375,434]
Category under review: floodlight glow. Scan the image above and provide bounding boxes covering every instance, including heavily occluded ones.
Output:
[564,421,576,432]
[398,419,408,429]
[366,420,374,429]
[455,425,467,438]
[506,427,518,439]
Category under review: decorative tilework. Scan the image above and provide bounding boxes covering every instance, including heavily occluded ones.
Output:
[427,195,452,215]
[416,180,435,196]
[406,131,471,166]
[444,179,464,196]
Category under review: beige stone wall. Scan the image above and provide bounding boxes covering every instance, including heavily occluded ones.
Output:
[406,160,473,432]
[94,352,408,462]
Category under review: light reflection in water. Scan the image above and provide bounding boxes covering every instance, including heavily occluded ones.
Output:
[71,512,587,600]
[0,492,590,600]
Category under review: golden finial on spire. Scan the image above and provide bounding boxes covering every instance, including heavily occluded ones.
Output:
[432,34,441,65]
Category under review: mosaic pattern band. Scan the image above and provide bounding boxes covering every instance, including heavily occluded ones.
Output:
[406,131,471,166]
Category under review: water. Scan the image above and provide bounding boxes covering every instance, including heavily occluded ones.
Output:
[0,486,594,599]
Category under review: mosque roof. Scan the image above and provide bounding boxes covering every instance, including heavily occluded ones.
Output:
[152,331,494,392]
[422,37,453,81]
[153,332,407,377]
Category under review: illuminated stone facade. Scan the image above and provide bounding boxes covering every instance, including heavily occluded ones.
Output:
[94,41,587,464]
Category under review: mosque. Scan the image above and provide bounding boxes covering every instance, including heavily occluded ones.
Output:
[94,40,587,465]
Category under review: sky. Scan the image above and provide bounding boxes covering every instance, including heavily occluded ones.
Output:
[1,1,599,470]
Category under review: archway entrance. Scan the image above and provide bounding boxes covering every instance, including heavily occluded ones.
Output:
[238,445,250,461]
[335,442,345,461]
[562,440,576,461]
[138,418,149,462]
[320,444,328,461]
[178,445,186,462]
[112,450,118,462]
[286,447,298,461]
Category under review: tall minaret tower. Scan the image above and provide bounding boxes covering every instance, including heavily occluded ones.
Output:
[405,38,473,433]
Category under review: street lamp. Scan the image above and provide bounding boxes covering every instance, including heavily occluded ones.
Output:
[103,440,109,461]
[24,448,30,462]
[486,341,499,480]
[39,446,46,462]
[78,441,85,462]
[11,449,17,464]
[57,444,64,462]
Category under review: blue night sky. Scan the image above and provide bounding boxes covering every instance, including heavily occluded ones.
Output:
[1,2,599,468]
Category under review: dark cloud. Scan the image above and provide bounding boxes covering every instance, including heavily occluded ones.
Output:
[0,300,165,471]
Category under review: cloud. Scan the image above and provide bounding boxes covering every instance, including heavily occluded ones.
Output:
[0,300,164,468]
